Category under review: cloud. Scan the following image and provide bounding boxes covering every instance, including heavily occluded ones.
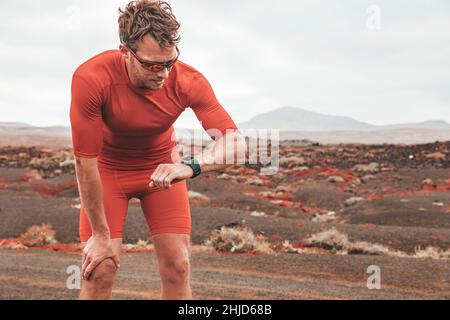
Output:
[0,0,449,128]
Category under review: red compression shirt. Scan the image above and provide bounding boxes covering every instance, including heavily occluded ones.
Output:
[70,50,238,171]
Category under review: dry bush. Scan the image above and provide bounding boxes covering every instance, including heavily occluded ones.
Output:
[19,224,57,246]
[306,228,407,257]
[306,228,349,252]
[122,239,154,250]
[205,225,273,253]
[344,241,406,257]
[279,156,306,168]
[312,211,336,223]
[414,246,450,260]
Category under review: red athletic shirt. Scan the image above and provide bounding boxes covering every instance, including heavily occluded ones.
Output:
[70,50,238,171]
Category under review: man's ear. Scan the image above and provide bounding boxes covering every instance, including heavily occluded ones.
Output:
[119,44,128,58]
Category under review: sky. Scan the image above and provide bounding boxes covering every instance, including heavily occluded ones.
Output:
[0,0,449,129]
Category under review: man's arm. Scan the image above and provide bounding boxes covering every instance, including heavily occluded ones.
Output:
[149,131,247,189]
[74,157,109,237]
[75,156,120,280]
[70,73,119,279]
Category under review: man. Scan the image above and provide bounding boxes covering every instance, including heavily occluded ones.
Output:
[70,0,246,300]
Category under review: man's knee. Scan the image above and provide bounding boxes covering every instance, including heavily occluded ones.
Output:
[160,258,190,283]
[88,258,118,285]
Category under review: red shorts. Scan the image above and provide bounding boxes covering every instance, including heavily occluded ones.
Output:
[79,167,191,242]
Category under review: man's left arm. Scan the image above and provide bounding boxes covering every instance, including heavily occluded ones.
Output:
[195,129,247,173]
[149,71,246,189]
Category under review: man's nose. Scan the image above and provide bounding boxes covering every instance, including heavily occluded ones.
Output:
[156,67,169,79]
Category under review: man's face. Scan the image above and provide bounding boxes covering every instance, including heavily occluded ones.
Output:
[120,34,178,90]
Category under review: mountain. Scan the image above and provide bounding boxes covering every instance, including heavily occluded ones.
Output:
[0,122,32,128]
[0,122,71,148]
[238,106,450,131]
[1,107,450,146]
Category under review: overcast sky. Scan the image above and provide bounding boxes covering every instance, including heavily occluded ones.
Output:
[0,0,449,129]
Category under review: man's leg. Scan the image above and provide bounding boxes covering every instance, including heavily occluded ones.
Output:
[79,238,123,300]
[139,179,192,300]
[77,167,130,300]
[152,233,192,300]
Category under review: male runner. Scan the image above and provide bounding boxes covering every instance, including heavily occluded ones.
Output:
[70,0,246,299]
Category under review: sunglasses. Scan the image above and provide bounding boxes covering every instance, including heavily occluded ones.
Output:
[127,46,180,72]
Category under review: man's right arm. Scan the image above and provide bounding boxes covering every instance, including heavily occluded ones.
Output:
[70,73,119,279]
[74,156,109,238]
[70,73,108,236]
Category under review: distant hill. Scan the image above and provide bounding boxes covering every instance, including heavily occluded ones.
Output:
[0,122,32,128]
[238,106,450,131]
[0,122,71,148]
[1,107,450,146]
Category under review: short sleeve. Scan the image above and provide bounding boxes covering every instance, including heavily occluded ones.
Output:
[69,74,104,158]
[188,72,239,140]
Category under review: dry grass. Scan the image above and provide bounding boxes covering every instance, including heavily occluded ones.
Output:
[205,225,273,253]
[19,224,57,246]
[122,239,154,251]
[414,246,450,259]
[306,228,349,252]
[306,228,408,258]
[279,156,306,168]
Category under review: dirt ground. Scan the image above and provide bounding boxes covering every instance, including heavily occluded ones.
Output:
[1,248,449,300]
[0,141,449,299]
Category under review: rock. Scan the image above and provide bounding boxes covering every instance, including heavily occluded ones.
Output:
[18,152,29,159]
[327,176,345,183]
[60,159,76,167]
[279,156,306,168]
[425,152,446,161]
[250,211,266,217]
[22,169,43,181]
[293,166,310,171]
[344,197,365,207]
[188,190,208,200]
[258,191,276,198]
[361,175,375,183]
[353,162,380,173]
[217,173,234,180]
[188,190,209,207]
[246,177,264,186]
[312,211,336,223]
[422,179,434,185]
[433,201,444,207]
[225,165,243,175]
[274,184,296,193]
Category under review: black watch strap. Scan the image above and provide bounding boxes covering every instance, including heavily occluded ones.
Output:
[181,156,202,178]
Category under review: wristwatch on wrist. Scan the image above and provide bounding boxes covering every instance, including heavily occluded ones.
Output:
[181,156,202,178]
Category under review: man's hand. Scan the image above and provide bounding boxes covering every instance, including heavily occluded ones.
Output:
[81,235,120,281]
[149,163,193,189]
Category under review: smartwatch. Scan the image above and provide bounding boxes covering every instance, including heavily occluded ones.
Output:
[181,156,202,178]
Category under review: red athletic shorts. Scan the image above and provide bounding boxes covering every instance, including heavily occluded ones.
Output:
[79,166,191,242]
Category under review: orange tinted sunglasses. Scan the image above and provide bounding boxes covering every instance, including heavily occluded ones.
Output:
[127,46,180,72]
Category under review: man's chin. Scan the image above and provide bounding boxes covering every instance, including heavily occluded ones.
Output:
[143,81,164,90]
